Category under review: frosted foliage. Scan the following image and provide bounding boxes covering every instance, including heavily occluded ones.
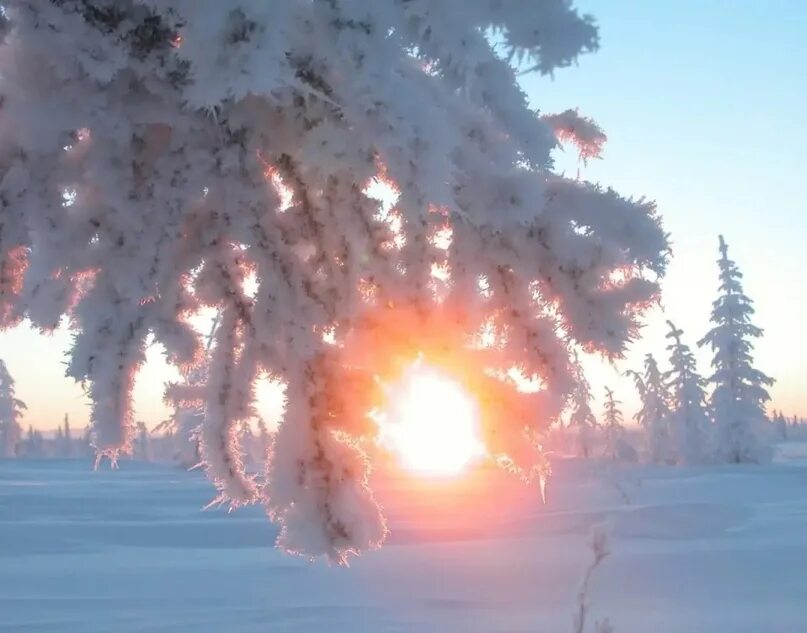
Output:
[0,359,25,458]
[541,110,606,164]
[664,321,709,465]
[0,1,667,560]
[698,237,772,464]
[627,354,672,464]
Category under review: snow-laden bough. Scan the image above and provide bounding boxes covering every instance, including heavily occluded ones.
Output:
[0,1,668,562]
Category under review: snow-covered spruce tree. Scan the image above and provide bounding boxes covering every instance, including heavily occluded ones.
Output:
[23,425,44,458]
[134,421,151,461]
[769,410,789,440]
[62,412,73,457]
[0,359,25,457]
[256,416,271,464]
[568,355,599,459]
[79,425,93,458]
[601,387,625,461]
[663,321,709,465]
[0,2,667,561]
[153,396,202,468]
[626,354,673,464]
[698,236,773,463]
[55,425,65,457]
[775,411,787,440]
[157,315,218,469]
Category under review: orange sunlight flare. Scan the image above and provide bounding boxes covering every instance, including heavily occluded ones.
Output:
[376,361,486,476]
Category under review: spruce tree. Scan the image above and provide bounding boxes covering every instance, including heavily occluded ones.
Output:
[627,354,672,464]
[134,422,151,461]
[63,413,73,457]
[256,417,272,464]
[568,356,598,459]
[664,321,709,464]
[698,236,773,463]
[602,387,625,461]
[773,411,788,440]
[0,359,25,458]
[55,426,65,458]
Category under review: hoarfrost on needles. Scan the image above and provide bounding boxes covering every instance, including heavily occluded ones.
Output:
[0,1,667,560]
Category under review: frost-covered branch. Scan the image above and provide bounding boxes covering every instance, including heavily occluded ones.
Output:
[0,1,668,560]
[542,110,607,164]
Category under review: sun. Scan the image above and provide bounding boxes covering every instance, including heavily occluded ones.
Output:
[376,361,486,475]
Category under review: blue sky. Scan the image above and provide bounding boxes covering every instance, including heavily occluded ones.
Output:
[523,0,807,418]
[1,1,805,430]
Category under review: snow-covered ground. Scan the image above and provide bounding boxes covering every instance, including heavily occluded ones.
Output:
[1,448,806,633]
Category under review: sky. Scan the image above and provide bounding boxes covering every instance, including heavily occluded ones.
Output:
[523,0,807,420]
[1,1,805,431]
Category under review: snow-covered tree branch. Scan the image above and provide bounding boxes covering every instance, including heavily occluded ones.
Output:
[0,1,668,560]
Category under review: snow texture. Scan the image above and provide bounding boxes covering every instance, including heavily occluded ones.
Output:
[1,454,806,632]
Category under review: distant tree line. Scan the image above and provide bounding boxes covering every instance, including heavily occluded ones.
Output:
[567,236,795,465]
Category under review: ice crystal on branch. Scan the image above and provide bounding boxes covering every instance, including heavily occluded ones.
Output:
[542,109,607,164]
[0,1,667,560]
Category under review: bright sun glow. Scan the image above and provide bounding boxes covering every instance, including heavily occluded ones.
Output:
[377,362,485,476]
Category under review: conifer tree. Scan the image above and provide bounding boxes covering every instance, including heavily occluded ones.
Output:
[698,236,773,463]
[568,356,598,459]
[80,426,93,458]
[0,1,669,560]
[55,425,65,458]
[0,359,25,457]
[63,413,73,457]
[627,354,672,464]
[24,425,44,458]
[602,387,625,461]
[134,422,151,461]
[664,321,709,464]
[158,315,218,469]
[773,410,788,440]
[256,417,271,464]
[23,425,34,457]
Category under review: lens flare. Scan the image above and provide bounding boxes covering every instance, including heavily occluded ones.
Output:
[377,362,485,475]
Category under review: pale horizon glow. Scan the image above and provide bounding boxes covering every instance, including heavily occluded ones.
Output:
[376,363,486,476]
